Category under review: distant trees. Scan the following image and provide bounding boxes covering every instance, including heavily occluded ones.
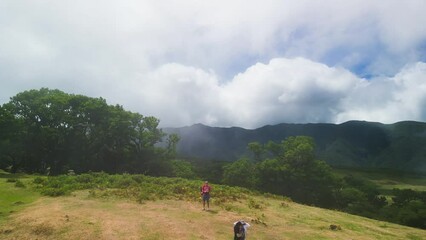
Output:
[0,88,174,175]
[170,159,197,179]
[223,136,340,207]
[222,158,257,189]
[258,136,341,207]
[381,189,426,229]
[335,174,387,218]
[234,137,426,229]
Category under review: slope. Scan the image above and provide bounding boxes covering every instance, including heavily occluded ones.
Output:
[164,121,426,173]
[1,174,426,240]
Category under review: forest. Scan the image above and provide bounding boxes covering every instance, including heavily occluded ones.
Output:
[1,88,425,229]
[0,88,180,176]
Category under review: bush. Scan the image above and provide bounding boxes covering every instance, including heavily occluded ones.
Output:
[33,177,46,184]
[113,177,136,188]
[248,198,265,209]
[31,173,262,207]
[75,173,94,184]
[14,180,26,188]
[41,187,69,197]
[137,190,154,203]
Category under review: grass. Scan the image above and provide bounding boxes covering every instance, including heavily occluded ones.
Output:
[333,168,426,192]
[31,172,256,207]
[0,170,40,224]
[0,171,426,239]
[3,192,426,239]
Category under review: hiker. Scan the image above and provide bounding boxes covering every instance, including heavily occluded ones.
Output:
[234,220,250,240]
[200,181,211,210]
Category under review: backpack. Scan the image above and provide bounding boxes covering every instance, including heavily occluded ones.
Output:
[234,221,245,240]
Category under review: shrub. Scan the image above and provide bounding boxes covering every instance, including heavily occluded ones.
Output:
[32,173,264,207]
[131,175,146,183]
[33,177,46,184]
[280,202,289,208]
[114,177,136,188]
[14,180,26,188]
[41,187,69,197]
[223,203,239,212]
[248,198,265,209]
[137,187,158,203]
[75,173,94,184]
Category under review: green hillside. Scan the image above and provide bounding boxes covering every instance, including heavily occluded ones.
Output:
[164,121,426,173]
[334,168,426,192]
[1,173,426,240]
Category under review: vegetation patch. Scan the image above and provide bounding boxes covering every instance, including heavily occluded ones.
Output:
[32,223,55,236]
[0,175,425,239]
[14,180,26,188]
[407,233,424,240]
[31,173,258,209]
[0,174,40,223]
[247,198,266,209]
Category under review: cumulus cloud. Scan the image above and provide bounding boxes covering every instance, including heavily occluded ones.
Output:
[219,58,362,127]
[125,63,221,127]
[118,58,426,129]
[336,62,426,123]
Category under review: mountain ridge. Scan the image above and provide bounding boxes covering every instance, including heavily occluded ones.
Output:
[163,120,426,173]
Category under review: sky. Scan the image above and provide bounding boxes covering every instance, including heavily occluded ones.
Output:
[1,0,426,129]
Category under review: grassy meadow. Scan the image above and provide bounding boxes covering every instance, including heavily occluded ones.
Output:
[334,168,426,193]
[0,171,40,224]
[0,172,426,239]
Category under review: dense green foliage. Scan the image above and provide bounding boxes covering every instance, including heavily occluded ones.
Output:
[0,88,177,176]
[222,138,426,229]
[31,172,260,207]
[222,158,257,189]
[380,189,426,229]
[223,137,340,207]
[164,121,426,173]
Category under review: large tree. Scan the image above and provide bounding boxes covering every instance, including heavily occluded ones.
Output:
[0,88,169,175]
[222,158,257,188]
[251,136,340,207]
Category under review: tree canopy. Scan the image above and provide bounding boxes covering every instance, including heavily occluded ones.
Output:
[222,136,340,207]
[0,88,173,175]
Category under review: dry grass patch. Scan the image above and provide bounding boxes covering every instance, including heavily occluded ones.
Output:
[0,191,426,240]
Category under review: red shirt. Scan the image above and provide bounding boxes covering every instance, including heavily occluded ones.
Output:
[201,184,211,194]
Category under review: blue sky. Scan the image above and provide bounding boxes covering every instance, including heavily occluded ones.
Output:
[1,0,426,128]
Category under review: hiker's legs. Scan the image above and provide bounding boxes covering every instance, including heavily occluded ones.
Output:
[205,194,210,209]
[202,194,210,210]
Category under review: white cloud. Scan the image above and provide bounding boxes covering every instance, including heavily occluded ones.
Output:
[219,58,362,128]
[1,1,426,128]
[336,62,426,123]
[123,63,221,127]
[123,59,425,129]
